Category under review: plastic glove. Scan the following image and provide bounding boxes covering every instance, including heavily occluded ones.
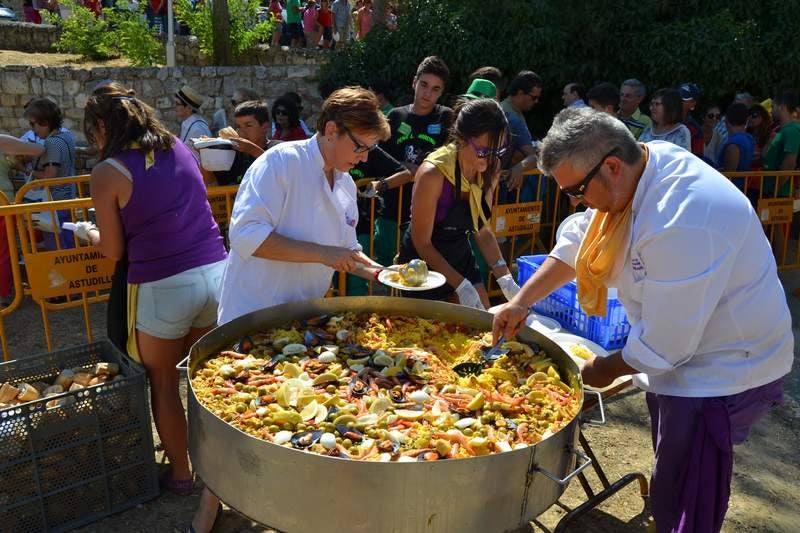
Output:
[455,278,485,310]
[496,273,521,301]
[71,221,98,241]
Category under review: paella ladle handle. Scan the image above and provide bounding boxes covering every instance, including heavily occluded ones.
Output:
[534,447,592,486]
[176,355,190,376]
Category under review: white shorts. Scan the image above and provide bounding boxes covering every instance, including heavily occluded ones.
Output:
[135,259,226,340]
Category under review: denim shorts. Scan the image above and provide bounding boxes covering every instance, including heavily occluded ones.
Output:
[135,259,226,340]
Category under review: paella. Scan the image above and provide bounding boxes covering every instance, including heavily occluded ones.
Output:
[191,312,581,461]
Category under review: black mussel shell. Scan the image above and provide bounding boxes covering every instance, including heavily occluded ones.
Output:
[335,424,363,442]
[261,355,283,373]
[453,362,484,377]
[377,439,400,454]
[349,375,369,397]
[529,342,541,353]
[235,336,254,354]
[291,430,323,449]
[304,314,329,327]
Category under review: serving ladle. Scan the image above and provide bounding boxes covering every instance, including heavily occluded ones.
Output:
[452,335,508,377]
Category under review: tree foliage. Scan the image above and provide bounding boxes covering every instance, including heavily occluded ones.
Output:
[44,0,163,66]
[320,0,800,135]
[175,0,275,61]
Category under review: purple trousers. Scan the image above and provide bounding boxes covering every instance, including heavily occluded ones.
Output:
[646,378,784,533]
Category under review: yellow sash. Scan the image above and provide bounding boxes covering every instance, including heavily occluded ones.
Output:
[424,144,489,231]
[126,283,141,363]
[575,146,648,316]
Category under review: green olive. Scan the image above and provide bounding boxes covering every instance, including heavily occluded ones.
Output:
[462,428,473,436]
[234,382,244,391]
[263,417,274,425]
[342,439,353,448]
[349,445,360,455]
[257,387,268,396]
[296,423,307,431]
[326,385,337,394]
[269,424,280,433]
[235,404,247,414]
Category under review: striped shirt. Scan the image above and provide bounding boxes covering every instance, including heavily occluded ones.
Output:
[34,130,77,200]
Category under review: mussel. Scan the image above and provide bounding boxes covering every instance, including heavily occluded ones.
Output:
[389,388,405,403]
[377,439,400,455]
[234,336,254,354]
[335,424,363,443]
[304,328,334,346]
[291,430,323,449]
[349,375,369,397]
[304,314,329,327]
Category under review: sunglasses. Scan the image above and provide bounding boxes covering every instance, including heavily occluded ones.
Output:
[274,108,288,116]
[706,112,720,119]
[342,125,378,154]
[749,111,761,118]
[560,147,619,198]
[467,137,508,159]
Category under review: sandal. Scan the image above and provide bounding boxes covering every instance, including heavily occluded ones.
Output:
[187,503,223,533]
[159,469,194,496]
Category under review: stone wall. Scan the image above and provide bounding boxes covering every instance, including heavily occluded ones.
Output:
[0,21,59,53]
[0,64,324,144]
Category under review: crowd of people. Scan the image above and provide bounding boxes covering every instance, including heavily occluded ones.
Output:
[21,0,398,51]
[0,54,797,533]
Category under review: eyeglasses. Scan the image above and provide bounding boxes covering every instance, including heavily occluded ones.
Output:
[706,112,720,119]
[342,125,378,153]
[467,138,508,159]
[274,108,288,116]
[649,100,663,107]
[560,148,619,198]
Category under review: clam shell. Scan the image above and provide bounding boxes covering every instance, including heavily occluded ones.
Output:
[273,430,293,445]
[408,390,430,404]
[318,351,337,363]
[282,343,307,356]
[454,417,477,429]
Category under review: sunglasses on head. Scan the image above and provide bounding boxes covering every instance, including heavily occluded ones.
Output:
[467,138,508,159]
[560,147,620,199]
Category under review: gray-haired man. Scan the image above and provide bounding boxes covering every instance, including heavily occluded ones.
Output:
[493,108,792,533]
[618,78,652,140]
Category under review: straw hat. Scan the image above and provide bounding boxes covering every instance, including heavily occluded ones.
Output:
[175,85,205,111]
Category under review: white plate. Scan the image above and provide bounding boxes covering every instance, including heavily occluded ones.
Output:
[487,305,562,335]
[378,269,447,291]
[549,332,609,367]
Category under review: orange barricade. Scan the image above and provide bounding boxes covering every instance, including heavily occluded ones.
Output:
[2,169,799,360]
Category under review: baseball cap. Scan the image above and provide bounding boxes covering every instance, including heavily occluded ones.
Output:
[678,83,701,101]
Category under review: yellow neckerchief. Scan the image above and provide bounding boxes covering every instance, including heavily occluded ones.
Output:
[575,145,649,316]
[127,141,155,170]
[424,143,489,231]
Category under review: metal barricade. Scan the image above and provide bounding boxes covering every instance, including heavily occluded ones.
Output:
[3,169,798,360]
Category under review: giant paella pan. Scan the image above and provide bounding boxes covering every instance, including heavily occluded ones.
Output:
[184,297,590,533]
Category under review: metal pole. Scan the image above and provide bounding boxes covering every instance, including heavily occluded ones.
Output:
[166,0,176,67]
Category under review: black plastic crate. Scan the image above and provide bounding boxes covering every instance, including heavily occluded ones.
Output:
[0,341,159,532]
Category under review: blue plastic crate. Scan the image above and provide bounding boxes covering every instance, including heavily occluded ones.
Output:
[516,255,631,350]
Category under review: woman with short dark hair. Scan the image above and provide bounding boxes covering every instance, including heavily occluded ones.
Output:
[271,97,307,141]
[23,97,78,249]
[639,88,691,151]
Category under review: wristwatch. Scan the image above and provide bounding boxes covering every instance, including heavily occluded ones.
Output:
[492,258,507,269]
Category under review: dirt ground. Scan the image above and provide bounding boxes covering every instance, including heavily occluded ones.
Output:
[0,50,131,68]
[4,273,799,533]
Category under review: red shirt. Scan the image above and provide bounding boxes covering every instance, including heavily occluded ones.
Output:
[317,7,332,28]
[274,126,308,142]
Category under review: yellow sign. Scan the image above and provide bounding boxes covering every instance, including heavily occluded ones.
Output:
[491,202,542,237]
[24,248,116,299]
[209,196,230,226]
[757,198,794,225]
